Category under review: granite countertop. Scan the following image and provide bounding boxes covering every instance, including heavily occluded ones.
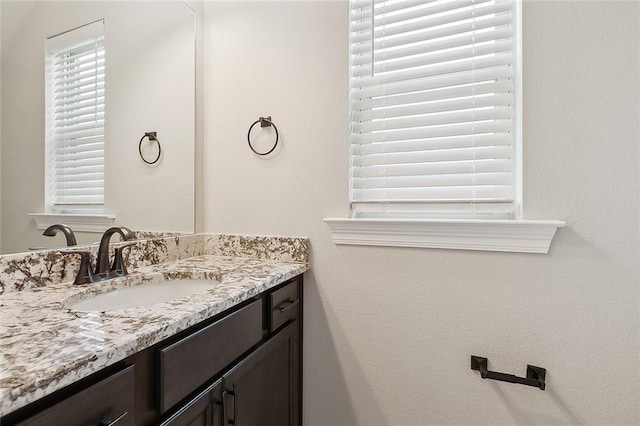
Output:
[0,252,308,416]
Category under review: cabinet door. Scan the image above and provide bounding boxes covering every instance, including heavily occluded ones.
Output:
[222,321,299,426]
[160,380,223,426]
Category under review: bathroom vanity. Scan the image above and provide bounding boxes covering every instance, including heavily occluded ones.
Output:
[0,234,309,426]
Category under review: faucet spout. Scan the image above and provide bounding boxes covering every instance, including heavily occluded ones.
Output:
[43,224,77,247]
[95,226,136,276]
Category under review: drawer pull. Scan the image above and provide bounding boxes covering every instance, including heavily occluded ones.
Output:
[275,299,299,314]
[98,411,128,426]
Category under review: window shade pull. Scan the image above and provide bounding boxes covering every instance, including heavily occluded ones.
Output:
[247,116,279,156]
[139,131,162,165]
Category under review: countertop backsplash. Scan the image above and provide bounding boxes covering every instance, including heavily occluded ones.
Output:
[0,233,310,294]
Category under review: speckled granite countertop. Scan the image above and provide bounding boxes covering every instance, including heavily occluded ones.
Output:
[0,235,309,416]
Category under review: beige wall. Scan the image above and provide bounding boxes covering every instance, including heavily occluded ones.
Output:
[204,1,639,424]
[0,1,195,253]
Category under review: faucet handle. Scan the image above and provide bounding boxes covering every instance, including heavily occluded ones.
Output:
[59,250,95,285]
[110,242,137,277]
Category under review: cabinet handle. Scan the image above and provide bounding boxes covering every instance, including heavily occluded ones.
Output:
[275,299,299,314]
[222,390,236,425]
[97,411,128,426]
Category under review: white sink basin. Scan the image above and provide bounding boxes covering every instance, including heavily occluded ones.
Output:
[66,279,220,311]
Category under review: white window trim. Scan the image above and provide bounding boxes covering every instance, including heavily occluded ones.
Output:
[29,213,115,233]
[45,20,106,214]
[325,1,563,253]
[324,218,564,254]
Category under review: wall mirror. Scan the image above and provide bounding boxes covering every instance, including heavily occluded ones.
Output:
[1,0,196,254]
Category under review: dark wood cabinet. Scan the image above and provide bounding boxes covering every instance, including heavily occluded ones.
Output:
[158,300,263,414]
[222,321,299,426]
[2,276,303,426]
[16,365,135,426]
[159,380,222,426]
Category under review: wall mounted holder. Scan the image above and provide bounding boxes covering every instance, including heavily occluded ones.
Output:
[247,116,279,156]
[139,131,162,165]
[470,356,546,391]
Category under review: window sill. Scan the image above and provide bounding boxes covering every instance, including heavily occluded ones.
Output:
[323,218,565,254]
[29,213,115,233]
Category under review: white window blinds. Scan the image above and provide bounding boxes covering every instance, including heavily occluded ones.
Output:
[46,20,105,211]
[349,0,519,218]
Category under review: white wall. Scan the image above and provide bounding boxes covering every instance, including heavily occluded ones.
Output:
[0,1,195,253]
[204,1,639,424]
[0,1,2,253]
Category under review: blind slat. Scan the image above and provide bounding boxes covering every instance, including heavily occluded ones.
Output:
[53,43,104,65]
[55,96,104,114]
[352,41,514,78]
[353,134,512,156]
[55,59,104,79]
[351,28,513,67]
[352,185,514,202]
[352,65,513,99]
[55,112,105,128]
[353,145,513,167]
[351,0,490,32]
[54,93,105,109]
[351,0,513,43]
[54,75,104,94]
[354,93,513,122]
[53,66,105,87]
[353,172,513,189]
[353,106,513,133]
[57,142,104,155]
[350,202,515,218]
[54,123,104,138]
[352,14,513,55]
[56,164,104,176]
[353,79,512,111]
[57,105,105,121]
[353,119,513,144]
[52,174,103,185]
[53,135,104,148]
[353,158,513,178]
[55,150,105,163]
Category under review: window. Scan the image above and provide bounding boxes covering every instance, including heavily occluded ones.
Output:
[325,0,564,253]
[45,20,105,213]
[349,0,520,219]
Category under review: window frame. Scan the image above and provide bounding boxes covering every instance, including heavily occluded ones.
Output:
[325,0,564,253]
[44,19,106,215]
[349,0,521,220]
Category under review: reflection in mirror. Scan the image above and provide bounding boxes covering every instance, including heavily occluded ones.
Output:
[0,1,196,254]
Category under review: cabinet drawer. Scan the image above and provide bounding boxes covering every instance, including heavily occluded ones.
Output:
[270,280,299,331]
[18,365,135,426]
[158,300,262,413]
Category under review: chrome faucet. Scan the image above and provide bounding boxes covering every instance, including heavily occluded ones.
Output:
[61,226,137,285]
[43,224,77,246]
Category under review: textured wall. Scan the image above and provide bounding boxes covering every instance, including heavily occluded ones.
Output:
[203,1,639,424]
